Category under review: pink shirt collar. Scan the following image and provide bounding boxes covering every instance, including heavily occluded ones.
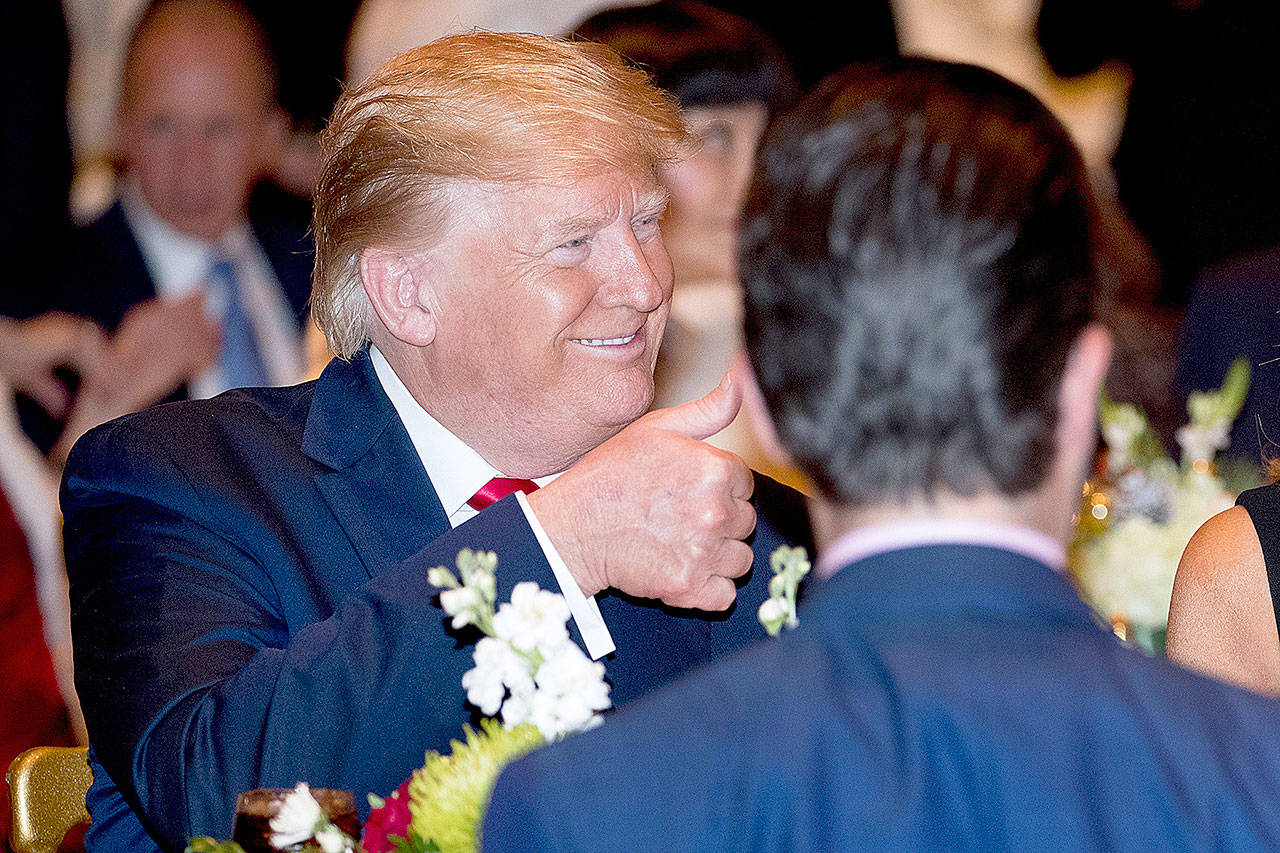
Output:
[816,517,1066,580]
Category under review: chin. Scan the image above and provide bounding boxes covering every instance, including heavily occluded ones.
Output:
[590,376,656,431]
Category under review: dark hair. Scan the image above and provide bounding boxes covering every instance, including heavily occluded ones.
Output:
[571,0,797,112]
[741,57,1099,505]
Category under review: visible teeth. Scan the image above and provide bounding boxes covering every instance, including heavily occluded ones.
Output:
[573,334,636,346]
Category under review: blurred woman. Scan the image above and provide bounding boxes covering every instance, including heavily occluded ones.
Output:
[1168,469,1280,696]
[572,0,804,486]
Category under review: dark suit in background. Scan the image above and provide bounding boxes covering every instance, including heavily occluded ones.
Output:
[485,544,1280,850]
[0,0,73,321]
[16,191,314,454]
[60,194,313,334]
[62,348,810,852]
[1177,245,1280,466]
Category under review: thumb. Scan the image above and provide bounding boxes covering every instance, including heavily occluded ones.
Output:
[645,370,743,440]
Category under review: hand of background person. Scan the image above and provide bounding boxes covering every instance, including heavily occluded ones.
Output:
[528,372,757,611]
[51,294,220,465]
[0,312,105,417]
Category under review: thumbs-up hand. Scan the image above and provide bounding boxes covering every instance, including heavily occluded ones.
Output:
[527,371,757,611]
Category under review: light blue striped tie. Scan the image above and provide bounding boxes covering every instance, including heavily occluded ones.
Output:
[209,256,269,388]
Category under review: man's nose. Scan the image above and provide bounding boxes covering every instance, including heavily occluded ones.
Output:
[174,129,214,175]
[598,234,668,312]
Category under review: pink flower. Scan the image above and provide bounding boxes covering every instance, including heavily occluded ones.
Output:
[361,779,412,853]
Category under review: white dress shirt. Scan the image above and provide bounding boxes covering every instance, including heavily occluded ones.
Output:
[121,183,304,397]
[370,346,616,658]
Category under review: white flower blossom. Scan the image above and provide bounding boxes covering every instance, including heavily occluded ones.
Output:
[499,684,533,729]
[523,640,611,740]
[492,582,572,653]
[463,637,534,715]
[314,824,352,853]
[461,660,506,717]
[1176,421,1231,465]
[757,597,789,633]
[439,586,480,629]
[426,566,457,589]
[534,642,609,709]
[268,783,323,848]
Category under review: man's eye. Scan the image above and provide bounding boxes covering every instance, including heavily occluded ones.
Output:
[633,213,664,237]
[560,237,588,250]
[146,116,176,137]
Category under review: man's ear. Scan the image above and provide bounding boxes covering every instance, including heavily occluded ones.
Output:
[732,350,794,470]
[360,248,438,347]
[1043,322,1113,536]
[1056,322,1114,459]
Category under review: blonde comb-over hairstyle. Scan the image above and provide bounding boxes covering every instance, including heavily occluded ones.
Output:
[312,30,689,359]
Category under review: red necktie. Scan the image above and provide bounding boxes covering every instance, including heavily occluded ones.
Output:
[467,477,539,511]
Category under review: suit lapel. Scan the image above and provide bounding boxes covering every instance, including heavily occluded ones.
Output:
[303,350,450,577]
[105,202,162,329]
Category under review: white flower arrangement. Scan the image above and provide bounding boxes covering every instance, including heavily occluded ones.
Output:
[1070,359,1250,651]
[433,548,611,742]
[194,544,815,853]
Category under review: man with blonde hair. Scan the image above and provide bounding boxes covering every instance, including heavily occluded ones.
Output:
[63,30,809,851]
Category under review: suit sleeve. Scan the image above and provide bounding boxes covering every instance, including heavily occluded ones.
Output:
[62,416,559,850]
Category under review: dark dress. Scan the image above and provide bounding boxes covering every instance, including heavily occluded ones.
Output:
[1236,483,1280,627]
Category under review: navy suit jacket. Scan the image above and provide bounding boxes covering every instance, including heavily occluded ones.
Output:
[484,544,1280,851]
[61,349,811,852]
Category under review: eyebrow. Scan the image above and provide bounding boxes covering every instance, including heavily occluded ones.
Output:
[544,187,671,242]
[638,187,671,217]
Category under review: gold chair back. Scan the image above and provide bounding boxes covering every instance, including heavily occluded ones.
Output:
[6,746,91,853]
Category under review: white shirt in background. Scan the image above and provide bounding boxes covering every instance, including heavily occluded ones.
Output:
[121,183,304,397]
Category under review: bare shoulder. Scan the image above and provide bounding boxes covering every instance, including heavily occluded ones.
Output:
[1166,505,1280,696]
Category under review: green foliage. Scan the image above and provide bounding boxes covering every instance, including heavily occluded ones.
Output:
[1186,357,1250,428]
[185,840,246,853]
[1097,390,1165,469]
[408,719,545,853]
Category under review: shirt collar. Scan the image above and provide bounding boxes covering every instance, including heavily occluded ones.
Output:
[816,517,1066,580]
[120,181,253,294]
[369,346,558,518]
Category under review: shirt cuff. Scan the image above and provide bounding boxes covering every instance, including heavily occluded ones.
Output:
[515,490,616,659]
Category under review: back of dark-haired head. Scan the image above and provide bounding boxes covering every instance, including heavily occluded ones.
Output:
[571,0,797,112]
[741,58,1098,506]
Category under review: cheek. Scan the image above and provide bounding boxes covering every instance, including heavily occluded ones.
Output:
[128,135,176,181]
[210,137,262,187]
[488,281,582,374]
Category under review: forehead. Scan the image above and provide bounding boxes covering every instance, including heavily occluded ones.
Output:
[123,15,268,115]
[443,168,668,236]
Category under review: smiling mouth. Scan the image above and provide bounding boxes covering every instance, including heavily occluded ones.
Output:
[570,333,638,347]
